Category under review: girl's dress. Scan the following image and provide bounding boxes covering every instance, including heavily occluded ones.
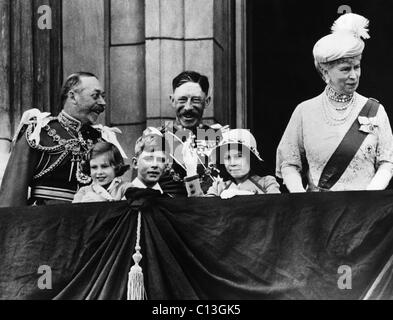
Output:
[73,177,133,203]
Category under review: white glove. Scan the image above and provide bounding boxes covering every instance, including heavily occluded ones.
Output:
[182,133,199,177]
[366,165,393,190]
[220,189,255,199]
[282,167,306,193]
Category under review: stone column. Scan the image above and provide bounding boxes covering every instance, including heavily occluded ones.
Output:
[145,0,234,128]
[1,0,62,182]
[63,0,147,162]
[63,0,106,114]
[109,0,146,159]
[9,0,34,133]
[0,0,11,183]
[0,0,11,154]
[62,0,234,160]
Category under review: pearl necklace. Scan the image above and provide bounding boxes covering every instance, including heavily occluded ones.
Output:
[322,92,357,126]
[326,85,353,103]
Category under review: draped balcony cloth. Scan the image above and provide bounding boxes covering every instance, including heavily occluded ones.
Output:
[1,191,393,300]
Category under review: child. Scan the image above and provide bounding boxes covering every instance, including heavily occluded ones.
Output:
[73,141,132,203]
[183,129,281,198]
[129,128,169,194]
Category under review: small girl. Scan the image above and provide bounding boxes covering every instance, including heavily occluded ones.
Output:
[73,141,132,203]
[183,129,281,198]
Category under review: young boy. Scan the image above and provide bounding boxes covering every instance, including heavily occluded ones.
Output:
[130,128,170,195]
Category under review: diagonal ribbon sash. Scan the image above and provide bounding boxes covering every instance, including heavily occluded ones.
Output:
[317,98,380,191]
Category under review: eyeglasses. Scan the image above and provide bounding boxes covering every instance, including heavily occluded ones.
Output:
[175,96,204,106]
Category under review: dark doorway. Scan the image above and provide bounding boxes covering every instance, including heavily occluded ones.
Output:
[248,0,393,176]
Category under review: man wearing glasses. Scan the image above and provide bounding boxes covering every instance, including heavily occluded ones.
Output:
[0,72,112,207]
[159,70,227,197]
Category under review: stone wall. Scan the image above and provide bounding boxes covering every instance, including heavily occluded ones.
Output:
[0,0,235,173]
[0,0,62,178]
[63,0,235,159]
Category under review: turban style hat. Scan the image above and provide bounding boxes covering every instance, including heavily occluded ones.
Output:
[313,13,370,66]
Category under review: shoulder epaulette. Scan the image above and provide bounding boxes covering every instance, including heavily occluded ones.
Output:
[13,109,50,144]
[14,109,52,146]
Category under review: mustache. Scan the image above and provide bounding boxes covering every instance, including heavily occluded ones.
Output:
[179,109,200,118]
[91,105,105,113]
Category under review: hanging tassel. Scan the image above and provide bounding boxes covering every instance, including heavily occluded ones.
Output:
[127,211,146,300]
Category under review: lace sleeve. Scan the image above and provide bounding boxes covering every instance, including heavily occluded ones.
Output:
[276,104,306,179]
[375,104,393,170]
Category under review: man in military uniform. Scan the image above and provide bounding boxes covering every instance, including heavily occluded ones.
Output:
[0,72,109,207]
[159,70,228,197]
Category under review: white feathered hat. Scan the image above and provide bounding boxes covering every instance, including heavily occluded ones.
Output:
[313,13,370,65]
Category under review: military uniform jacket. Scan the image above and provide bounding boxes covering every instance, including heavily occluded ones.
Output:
[0,110,101,207]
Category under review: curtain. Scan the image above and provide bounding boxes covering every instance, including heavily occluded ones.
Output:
[1,190,393,299]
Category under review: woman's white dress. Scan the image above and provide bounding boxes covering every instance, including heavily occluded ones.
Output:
[276,92,393,191]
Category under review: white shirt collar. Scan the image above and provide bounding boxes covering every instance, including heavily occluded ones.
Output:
[132,177,163,194]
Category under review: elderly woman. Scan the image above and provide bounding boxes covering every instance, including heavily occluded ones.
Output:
[276,13,393,192]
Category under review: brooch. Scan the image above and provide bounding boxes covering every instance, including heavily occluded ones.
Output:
[358,116,378,134]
